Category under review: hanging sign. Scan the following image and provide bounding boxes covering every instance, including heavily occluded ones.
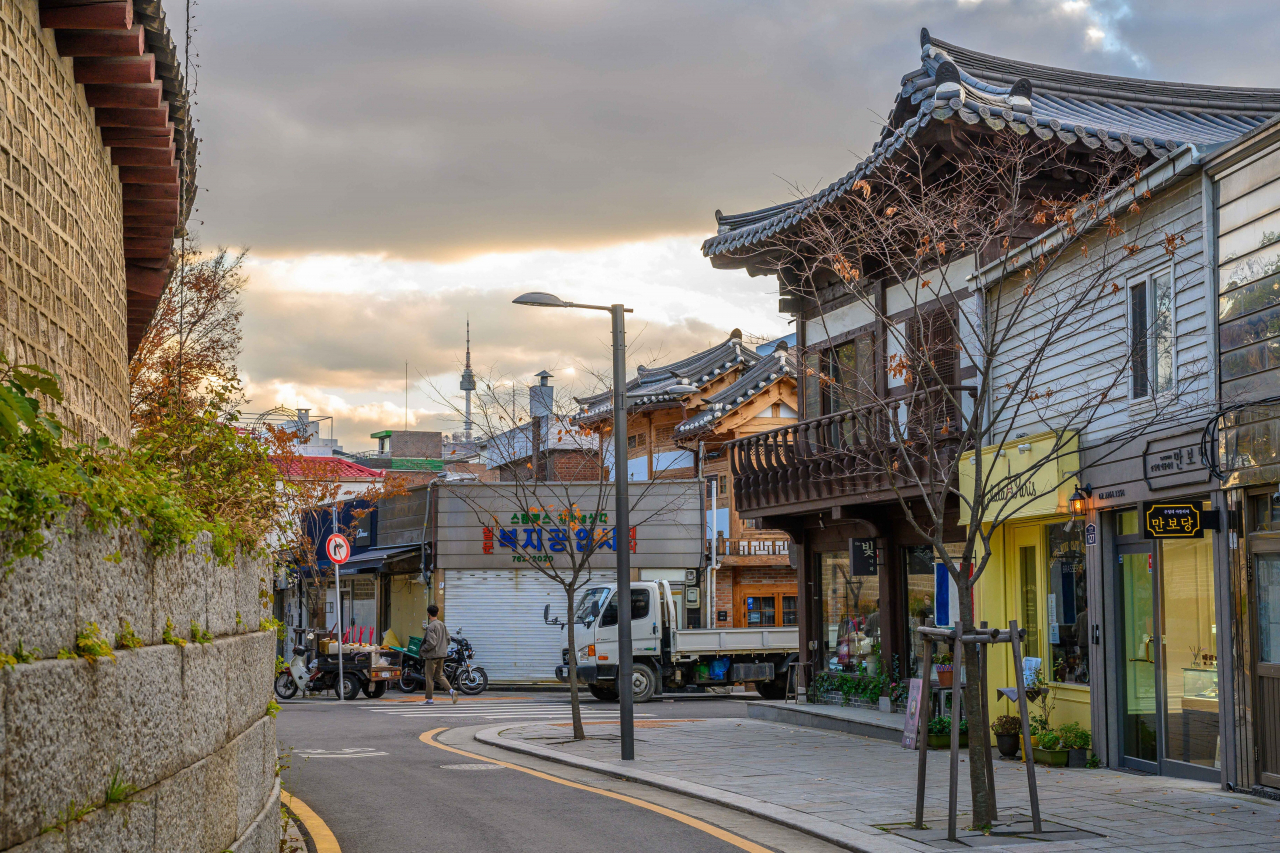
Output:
[849,538,878,576]
[325,533,351,564]
[1142,501,1218,539]
[1084,523,1097,546]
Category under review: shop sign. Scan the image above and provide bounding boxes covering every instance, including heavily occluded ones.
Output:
[1142,501,1219,539]
[957,430,1079,525]
[1084,523,1097,546]
[1142,435,1210,491]
[849,538,877,576]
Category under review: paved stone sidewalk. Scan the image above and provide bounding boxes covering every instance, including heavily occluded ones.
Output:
[484,717,1280,853]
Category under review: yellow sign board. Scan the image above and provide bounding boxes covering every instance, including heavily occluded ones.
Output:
[957,431,1079,526]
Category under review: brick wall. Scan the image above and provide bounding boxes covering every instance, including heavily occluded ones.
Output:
[389,430,442,458]
[0,2,131,445]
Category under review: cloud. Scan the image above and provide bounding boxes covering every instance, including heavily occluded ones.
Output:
[188,0,1275,261]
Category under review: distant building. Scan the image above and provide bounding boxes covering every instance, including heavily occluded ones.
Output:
[479,371,604,483]
[237,408,342,456]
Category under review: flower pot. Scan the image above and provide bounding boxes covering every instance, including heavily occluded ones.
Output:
[1068,748,1090,768]
[878,696,891,713]
[936,666,954,688]
[1033,747,1069,767]
[927,733,968,749]
[996,733,1020,758]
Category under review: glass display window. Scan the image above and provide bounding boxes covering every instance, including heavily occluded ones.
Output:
[904,546,935,678]
[820,550,880,673]
[1046,521,1088,684]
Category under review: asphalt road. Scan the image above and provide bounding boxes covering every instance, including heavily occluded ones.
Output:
[276,689,842,853]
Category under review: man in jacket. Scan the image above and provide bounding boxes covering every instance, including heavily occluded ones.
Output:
[420,604,457,705]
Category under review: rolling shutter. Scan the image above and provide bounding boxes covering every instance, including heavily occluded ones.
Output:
[442,569,571,683]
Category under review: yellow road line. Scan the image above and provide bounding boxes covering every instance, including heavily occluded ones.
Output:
[420,728,774,853]
[281,790,342,853]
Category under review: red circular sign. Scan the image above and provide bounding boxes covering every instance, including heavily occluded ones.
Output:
[325,533,351,565]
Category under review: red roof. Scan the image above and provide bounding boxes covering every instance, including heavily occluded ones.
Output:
[271,456,383,480]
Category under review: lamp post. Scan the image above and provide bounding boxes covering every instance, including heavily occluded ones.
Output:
[512,292,642,759]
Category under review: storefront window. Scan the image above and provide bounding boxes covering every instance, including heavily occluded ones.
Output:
[1046,522,1088,684]
[820,550,880,672]
[1251,493,1280,531]
[904,546,935,678]
[1161,535,1218,768]
[1117,509,1141,536]
[782,596,798,626]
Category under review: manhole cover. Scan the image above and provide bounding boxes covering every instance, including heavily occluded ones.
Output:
[440,763,505,771]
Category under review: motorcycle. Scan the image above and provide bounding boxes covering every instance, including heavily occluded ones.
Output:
[395,632,488,696]
[274,637,313,700]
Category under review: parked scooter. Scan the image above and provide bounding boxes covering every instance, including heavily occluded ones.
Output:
[394,632,488,695]
[274,635,313,700]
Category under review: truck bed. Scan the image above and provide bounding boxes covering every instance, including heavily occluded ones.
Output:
[671,626,798,655]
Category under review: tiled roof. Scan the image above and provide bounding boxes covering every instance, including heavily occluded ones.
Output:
[674,346,797,437]
[270,457,383,480]
[704,28,1280,260]
[575,331,759,421]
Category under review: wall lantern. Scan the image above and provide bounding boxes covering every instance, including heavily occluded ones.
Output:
[1069,483,1093,520]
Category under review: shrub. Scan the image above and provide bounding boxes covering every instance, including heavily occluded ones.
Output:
[992,714,1022,736]
[1057,722,1091,750]
[928,715,969,736]
[1036,730,1062,750]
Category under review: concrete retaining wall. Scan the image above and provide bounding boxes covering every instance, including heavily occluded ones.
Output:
[0,522,280,852]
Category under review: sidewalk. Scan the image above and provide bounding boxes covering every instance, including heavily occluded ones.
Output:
[479,717,1280,853]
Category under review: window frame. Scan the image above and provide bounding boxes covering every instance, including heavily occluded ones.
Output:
[1128,266,1176,400]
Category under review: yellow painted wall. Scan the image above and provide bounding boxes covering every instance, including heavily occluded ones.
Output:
[973,517,1091,740]
[388,575,429,646]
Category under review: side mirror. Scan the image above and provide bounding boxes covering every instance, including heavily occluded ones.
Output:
[543,604,551,622]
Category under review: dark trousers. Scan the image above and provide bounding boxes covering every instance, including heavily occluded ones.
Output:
[425,658,452,700]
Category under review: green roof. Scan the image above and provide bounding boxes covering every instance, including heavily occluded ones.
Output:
[370,430,393,439]
[389,458,445,472]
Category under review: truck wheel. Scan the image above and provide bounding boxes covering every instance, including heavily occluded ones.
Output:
[630,663,657,704]
[588,684,618,702]
[339,672,362,701]
[755,679,785,701]
[362,680,387,699]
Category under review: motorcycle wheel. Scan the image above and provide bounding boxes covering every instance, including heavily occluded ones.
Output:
[274,672,299,700]
[455,667,488,695]
[339,671,362,701]
[363,680,387,699]
[397,669,420,693]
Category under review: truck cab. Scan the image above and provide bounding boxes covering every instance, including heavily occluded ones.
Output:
[551,580,798,703]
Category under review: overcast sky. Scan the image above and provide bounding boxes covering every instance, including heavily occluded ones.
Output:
[189,0,1280,450]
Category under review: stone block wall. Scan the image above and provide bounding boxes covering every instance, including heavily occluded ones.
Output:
[0,0,130,446]
[0,521,280,852]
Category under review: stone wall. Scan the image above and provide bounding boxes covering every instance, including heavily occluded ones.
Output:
[0,0,131,446]
[0,521,280,852]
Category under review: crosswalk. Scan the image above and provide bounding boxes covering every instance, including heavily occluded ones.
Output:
[366,698,653,721]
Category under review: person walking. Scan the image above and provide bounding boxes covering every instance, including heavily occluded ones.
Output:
[419,604,457,705]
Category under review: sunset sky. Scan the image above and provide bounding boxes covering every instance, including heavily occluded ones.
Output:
[190,0,1275,451]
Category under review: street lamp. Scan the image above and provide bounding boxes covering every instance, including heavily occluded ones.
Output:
[514,290,639,761]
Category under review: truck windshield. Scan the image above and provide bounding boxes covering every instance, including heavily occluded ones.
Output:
[574,587,611,624]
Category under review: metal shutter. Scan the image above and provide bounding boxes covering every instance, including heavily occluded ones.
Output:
[442,569,569,683]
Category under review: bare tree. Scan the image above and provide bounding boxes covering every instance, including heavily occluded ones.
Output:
[756,135,1209,825]
[426,370,700,740]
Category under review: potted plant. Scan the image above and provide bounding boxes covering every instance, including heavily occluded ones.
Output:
[866,642,881,678]
[1031,729,1069,767]
[992,714,1022,758]
[1058,722,1092,768]
[934,652,955,688]
[927,716,968,749]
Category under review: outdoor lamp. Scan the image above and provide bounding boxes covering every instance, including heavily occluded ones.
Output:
[1069,484,1093,520]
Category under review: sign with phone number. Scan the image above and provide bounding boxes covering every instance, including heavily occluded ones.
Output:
[482,525,637,563]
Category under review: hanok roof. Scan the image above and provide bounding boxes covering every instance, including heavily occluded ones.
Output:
[674,345,797,438]
[575,330,759,421]
[704,28,1280,264]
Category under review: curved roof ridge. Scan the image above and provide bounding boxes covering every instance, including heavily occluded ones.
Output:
[927,35,1280,114]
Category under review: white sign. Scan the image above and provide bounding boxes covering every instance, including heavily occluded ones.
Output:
[325,533,351,565]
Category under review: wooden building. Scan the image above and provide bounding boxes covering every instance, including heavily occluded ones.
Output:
[576,330,799,629]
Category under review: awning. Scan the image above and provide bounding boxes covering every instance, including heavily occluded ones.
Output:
[337,545,423,576]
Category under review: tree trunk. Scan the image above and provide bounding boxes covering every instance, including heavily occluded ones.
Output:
[566,586,585,740]
[957,579,996,828]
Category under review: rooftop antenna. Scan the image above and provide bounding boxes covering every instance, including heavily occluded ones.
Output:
[460,317,476,441]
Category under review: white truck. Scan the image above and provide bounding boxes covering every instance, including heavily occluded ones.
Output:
[549,580,799,702]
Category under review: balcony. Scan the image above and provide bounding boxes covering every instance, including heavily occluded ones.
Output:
[708,537,790,565]
[728,390,968,516]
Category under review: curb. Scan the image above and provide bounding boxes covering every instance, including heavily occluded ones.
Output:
[281,789,342,853]
[475,724,928,853]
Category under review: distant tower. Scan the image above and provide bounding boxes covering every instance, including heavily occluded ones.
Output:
[460,318,476,441]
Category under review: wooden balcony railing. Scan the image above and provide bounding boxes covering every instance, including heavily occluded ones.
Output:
[711,538,790,557]
[728,388,971,515]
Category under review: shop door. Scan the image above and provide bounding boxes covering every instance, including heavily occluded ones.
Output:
[1253,547,1280,788]
[1118,543,1159,771]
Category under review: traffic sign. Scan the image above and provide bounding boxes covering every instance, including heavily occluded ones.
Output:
[325,533,351,564]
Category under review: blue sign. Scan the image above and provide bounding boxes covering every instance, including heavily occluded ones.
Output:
[1084,522,1097,546]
